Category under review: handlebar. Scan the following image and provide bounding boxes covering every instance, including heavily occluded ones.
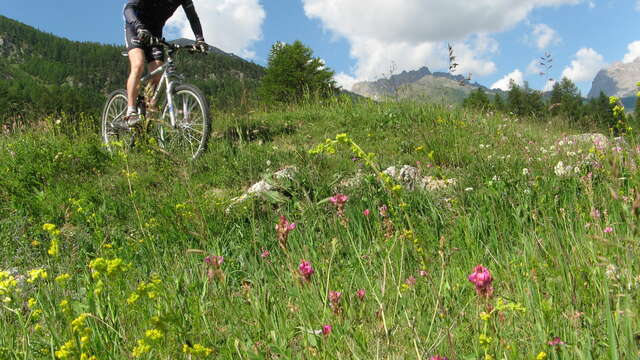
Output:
[153,37,208,54]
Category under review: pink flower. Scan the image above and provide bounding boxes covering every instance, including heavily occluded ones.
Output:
[328,291,342,304]
[321,325,332,336]
[298,260,314,281]
[356,289,366,301]
[590,208,601,219]
[260,249,270,258]
[204,255,224,267]
[378,205,388,217]
[405,276,417,287]
[329,193,349,205]
[468,265,494,298]
[276,215,296,250]
[363,209,371,217]
[419,270,428,277]
[548,337,565,346]
[429,356,448,360]
[604,227,613,233]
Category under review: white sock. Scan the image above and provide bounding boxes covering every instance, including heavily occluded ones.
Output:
[127,106,137,116]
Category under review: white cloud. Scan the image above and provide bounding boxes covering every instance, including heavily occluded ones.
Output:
[637,0,640,11]
[491,69,525,90]
[532,24,560,49]
[560,48,606,83]
[623,41,640,63]
[302,0,581,88]
[166,0,265,59]
[526,59,542,75]
[543,79,556,92]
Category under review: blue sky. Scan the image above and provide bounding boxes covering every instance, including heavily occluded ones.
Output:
[0,1,638,95]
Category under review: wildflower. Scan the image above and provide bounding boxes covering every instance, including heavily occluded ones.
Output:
[536,352,547,360]
[260,249,270,258]
[356,289,366,301]
[28,298,37,309]
[330,193,349,222]
[419,270,428,277]
[480,312,491,321]
[322,325,332,336]
[522,168,529,176]
[407,276,417,287]
[604,227,613,233]
[182,344,213,357]
[145,329,163,341]
[468,265,494,298]
[204,255,224,267]
[299,260,314,282]
[27,269,48,283]
[48,238,59,256]
[132,339,151,358]
[547,337,565,346]
[429,356,448,360]
[275,215,296,250]
[55,340,76,359]
[478,334,492,346]
[363,209,371,217]
[329,290,342,314]
[590,208,601,219]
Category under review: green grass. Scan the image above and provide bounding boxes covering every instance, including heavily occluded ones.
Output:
[1,100,639,359]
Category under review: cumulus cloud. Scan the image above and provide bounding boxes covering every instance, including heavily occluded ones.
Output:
[560,48,606,83]
[302,0,581,89]
[166,0,265,59]
[491,69,525,90]
[532,24,560,49]
[623,41,640,63]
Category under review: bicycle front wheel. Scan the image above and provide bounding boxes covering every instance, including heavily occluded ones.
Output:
[101,89,134,153]
[158,84,211,160]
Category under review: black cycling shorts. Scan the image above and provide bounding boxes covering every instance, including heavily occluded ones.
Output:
[124,23,165,63]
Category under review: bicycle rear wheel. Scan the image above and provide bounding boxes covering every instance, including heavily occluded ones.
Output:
[101,89,134,153]
[157,84,211,160]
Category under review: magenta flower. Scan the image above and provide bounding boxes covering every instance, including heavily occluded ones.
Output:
[260,249,270,258]
[363,209,371,217]
[321,325,332,336]
[204,255,224,267]
[356,289,366,301]
[276,215,296,250]
[429,356,448,360]
[548,337,565,346]
[468,265,494,298]
[604,226,613,233]
[329,193,349,206]
[419,270,428,277]
[298,260,314,281]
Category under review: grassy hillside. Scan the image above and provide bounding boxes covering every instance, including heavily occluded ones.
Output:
[1,101,639,359]
[0,15,265,124]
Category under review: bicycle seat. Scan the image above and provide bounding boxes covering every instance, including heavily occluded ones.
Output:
[121,51,128,57]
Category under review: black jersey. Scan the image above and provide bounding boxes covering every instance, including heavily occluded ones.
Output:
[124,0,203,40]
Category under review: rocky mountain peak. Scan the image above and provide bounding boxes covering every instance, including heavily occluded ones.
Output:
[588,57,640,98]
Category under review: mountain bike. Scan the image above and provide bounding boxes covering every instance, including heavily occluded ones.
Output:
[101,38,211,160]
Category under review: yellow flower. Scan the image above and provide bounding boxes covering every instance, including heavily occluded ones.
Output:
[28,298,37,309]
[60,299,70,313]
[536,352,547,360]
[42,223,57,232]
[415,145,425,152]
[127,293,140,305]
[145,329,163,341]
[71,313,89,333]
[132,339,151,358]
[31,240,41,247]
[27,269,48,283]
[479,334,492,346]
[183,344,213,357]
[391,184,402,192]
[56,273,71,285]
[48,238,59,256]
[480,312,491,321]
[55,340,75,359]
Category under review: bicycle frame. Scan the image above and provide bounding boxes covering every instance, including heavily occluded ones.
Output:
[138,56,180,128]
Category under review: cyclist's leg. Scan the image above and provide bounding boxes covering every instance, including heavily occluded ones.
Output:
[126,49,146,110]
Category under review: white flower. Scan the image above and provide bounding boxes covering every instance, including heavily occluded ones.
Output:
[522,168,529,176]
[465,187,474,192]
[554,161,570,176]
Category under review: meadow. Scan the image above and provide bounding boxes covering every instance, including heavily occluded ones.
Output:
[0,99,639,359]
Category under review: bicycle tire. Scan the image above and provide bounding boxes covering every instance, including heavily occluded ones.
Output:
[101,89,134,153]
[157,84,211,160]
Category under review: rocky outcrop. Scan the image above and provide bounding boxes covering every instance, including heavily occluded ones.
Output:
[588,58,640,99]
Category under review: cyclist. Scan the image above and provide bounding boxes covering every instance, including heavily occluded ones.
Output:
[123,0,208,125]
